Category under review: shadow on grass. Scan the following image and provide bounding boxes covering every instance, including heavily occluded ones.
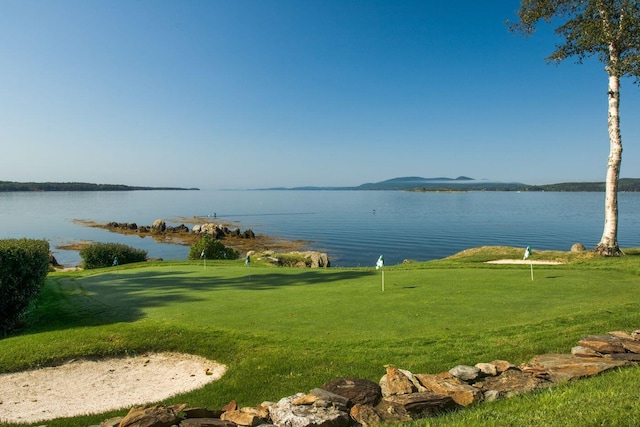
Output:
[24,267,372,334]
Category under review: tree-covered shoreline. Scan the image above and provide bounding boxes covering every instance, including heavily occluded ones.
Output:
[3,178,640,192]
[0,182,199,192]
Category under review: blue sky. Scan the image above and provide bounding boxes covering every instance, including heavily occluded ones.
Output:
[2,0,639,189]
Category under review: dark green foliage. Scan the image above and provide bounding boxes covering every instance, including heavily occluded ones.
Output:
[188,235,239,260]
[509,0,640,82]
[79,242,147,269]
[0,181,199,192]
[0,239,50,334]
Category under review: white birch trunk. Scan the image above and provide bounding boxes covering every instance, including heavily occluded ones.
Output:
[596,71,622,255]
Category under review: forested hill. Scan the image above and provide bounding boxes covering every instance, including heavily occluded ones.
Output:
[0,182,199,192]
[259,177,640,192]
[529,179,640,192]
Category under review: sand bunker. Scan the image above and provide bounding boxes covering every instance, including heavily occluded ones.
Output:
[0,352,226,424]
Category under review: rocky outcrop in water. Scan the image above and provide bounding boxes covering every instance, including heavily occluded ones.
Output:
[105,220,240,237]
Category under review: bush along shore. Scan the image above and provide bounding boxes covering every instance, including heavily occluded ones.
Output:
[93,328,640,427]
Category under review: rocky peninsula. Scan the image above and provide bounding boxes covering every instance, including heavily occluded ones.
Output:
[74,218,330,267]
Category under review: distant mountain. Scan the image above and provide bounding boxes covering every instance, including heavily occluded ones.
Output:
[258,176,526,191]
[355,176,505,190]
[257,177,640,192]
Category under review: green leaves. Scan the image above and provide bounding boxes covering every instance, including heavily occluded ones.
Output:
[188,235,239,261]
[79,242,147,269]
[0,239,50,334]
[511,0,640,80]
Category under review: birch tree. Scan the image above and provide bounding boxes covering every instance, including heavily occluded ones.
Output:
[510,0,640,256]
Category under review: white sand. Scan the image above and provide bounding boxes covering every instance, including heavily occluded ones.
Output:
[0,353,226,424]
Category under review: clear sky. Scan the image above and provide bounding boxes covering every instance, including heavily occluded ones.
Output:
[2,1,639,189]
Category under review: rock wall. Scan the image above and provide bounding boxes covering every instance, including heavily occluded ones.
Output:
[93,328,640,427]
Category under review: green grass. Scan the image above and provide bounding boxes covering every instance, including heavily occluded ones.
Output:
[2,249,640,426]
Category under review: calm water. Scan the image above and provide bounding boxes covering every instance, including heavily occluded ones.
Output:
[1,190,639,267]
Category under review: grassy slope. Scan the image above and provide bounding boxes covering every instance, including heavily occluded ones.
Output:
[1,248,640,426]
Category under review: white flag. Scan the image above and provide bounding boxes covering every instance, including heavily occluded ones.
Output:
[201,249,205,258]
[523,246,531,260]
[376,255,384,270]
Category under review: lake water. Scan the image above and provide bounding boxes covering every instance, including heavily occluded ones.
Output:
[1,190,639,267]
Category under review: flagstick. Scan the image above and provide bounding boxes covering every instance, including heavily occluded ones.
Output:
[382,269,385,292]
[530,260,533,281]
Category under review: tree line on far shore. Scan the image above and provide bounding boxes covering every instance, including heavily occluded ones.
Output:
[528,179,640,192]
[3,179,640,192]
[0,182,199,192]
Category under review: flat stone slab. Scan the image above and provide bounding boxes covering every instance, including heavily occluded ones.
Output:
[523,353,628,383]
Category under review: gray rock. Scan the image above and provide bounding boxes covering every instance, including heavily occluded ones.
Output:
[448,365,480,382]
[268,394,351,427]
[483,390,500,402]
[151,219,166,232]
[570,243,586,252]
[309,388,350,411]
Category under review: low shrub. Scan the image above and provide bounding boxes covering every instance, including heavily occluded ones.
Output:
[79,242,147,269]
[0,238,50,334]
[188,235,239,260]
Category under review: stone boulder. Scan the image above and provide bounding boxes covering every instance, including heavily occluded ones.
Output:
[479,368,550,397]
[378,392,460,419]
[179,419,235,427]
[349,403,383,427]
[182,408,223,419]
[268,393,351,427]
[379,366,416,396]
[414,373,483,407]
[522,353,628,383]
[578,335,627,353]
[321,377,382,407]
[219,410,263,426]
[179,418,238,427]
[49,253,61,267]
[570,243,586,252]
[118,404,187,427]
[151,219,166,233]
[193,223,226,238]
[448,365,480,382]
